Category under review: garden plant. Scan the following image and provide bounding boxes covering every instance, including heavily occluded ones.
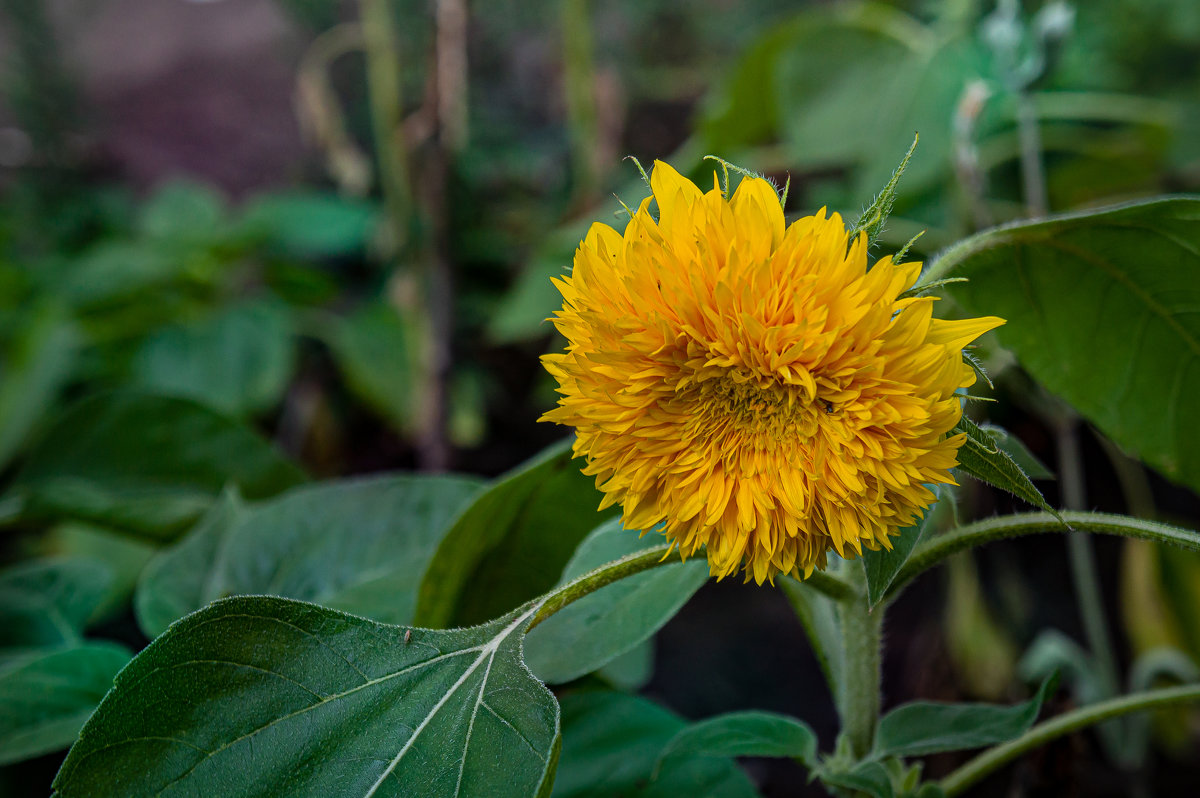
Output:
[1,0,1199,796]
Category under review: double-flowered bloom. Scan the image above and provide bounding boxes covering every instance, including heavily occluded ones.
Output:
[543,161,1004,583]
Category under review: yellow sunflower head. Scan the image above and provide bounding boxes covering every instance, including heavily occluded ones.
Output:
[541,161,1004,584]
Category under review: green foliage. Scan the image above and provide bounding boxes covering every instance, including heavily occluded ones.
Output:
[40,523,158,624]
[929,198,1200,494]
[862,488,944,607]
[0,643,131,767]
[6,392,306,537]
[486,220,596,344]
[553,690,760,798]
[130,301,295,417]
[655,710,818,770]
[872,676,1056,758]
[239,192,379,259]
[978,423,1054,480]
[134,474,484,637]
[952,414,1056,515]
[851,134,920,248]
[417,439,616,628]
[53,596,560,797]
[0,558,112,654]
[320,302,416,435]
[524,518,708,684]
[0,302,79,471]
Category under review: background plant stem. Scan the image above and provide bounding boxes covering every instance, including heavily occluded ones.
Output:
[1057,417,1122,704]
[360,0,452,470]
[562,0,601,206]
[1016,91,1048,218]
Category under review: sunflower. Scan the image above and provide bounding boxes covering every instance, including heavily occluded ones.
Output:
[541,161,1003,583]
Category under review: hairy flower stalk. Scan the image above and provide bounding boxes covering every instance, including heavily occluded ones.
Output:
[542,161,1003,583]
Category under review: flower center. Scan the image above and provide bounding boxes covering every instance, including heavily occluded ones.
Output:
[694,371,820,444]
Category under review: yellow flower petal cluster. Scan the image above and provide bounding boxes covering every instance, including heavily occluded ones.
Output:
[542,161,1004,583]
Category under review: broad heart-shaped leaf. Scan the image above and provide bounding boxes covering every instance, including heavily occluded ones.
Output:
[130,300,296,417]
[524,519,708,684]
[417,438,616,628]
[53,596,560,798]
[655,711,818,771]
[553,690,760,798]
[134,474,484,637]
[0,642,131,766]
[0,558,113,654]
[8,391,306,537]
[926,198,1200,496]
[872,675,1056,759]
[953,414,1056,516]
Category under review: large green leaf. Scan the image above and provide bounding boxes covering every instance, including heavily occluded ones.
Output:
[0,642,131,766]
[553,690,760,798]
[0,302,78,470]
[772,6,934,182]
[8,391,306,536]
[0,558,112,653]
[135,474,484,637]
[416,438,615,628]
[53,597,559,797]
[524,518,707,684]
[926,198,1200,495]
[656,710,818,770]
[131,301,295,417]
[872,676,1056,759]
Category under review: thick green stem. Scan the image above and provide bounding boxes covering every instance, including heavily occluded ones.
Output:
[940,684,1200,796]
[883,511,1200,603]
[839,563,882,758]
